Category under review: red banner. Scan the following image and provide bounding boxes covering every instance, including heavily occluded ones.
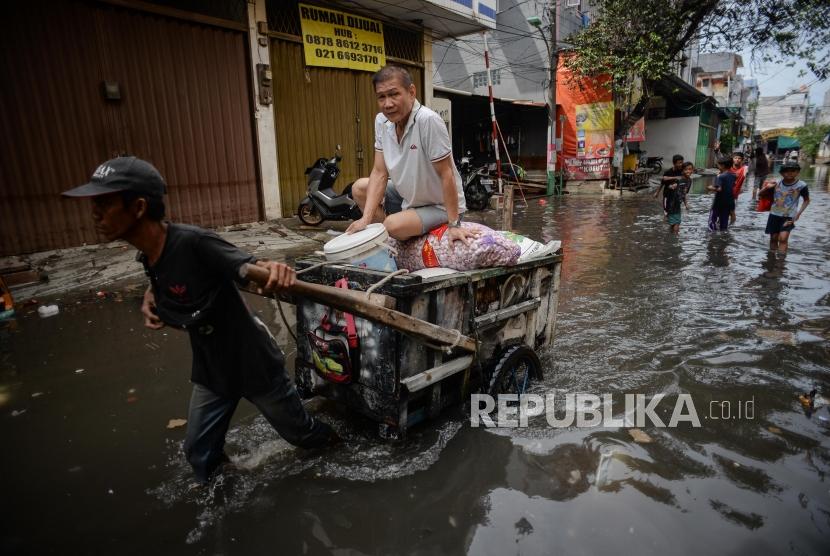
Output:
[625,117,646,142]
[565,157,611,180]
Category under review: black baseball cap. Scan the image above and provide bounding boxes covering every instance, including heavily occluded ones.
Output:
[62,156,167,198]
[780,161,801,172]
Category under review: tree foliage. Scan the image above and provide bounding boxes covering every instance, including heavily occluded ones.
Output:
[563,0,830,139]
[794,124,830,159]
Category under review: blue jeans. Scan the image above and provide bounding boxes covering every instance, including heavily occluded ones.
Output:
[184,382,333,483]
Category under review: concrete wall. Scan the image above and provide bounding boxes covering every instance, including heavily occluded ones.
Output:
[640,117,700,166]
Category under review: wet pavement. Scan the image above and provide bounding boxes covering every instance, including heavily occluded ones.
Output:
[2,165,829,555]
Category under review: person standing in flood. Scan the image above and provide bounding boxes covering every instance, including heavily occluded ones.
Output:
[728,150,747,224]
[759,161,810,253]
[664,162,693,234]
[62,157,338,484]
[751,146,770,201]
[708,157,736,232]
[654,154,685,218]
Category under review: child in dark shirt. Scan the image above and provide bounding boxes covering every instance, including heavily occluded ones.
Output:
[707,157,736,231]
[664,162,693,234]
[654,154,685,217]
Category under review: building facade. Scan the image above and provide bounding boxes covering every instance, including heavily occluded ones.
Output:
[0,0,492,255]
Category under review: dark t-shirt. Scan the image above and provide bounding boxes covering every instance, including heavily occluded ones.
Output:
[664,177,689,214]
[754,153,769,175]
[660,167,684,212]
[661,167,683,197]
[713,172,736,211]
[139,223,285,397]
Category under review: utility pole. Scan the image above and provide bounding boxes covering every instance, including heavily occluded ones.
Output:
[531,4,559,196]
[546,0,559,196]
[483,32,510,229]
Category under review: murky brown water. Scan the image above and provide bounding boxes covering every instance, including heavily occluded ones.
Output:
[2,166,829,555]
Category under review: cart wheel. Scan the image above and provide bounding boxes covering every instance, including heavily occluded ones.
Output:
[487,344,542,396]
[298,203,324,226]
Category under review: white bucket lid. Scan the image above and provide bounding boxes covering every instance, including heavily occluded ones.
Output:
[323,223,389,261]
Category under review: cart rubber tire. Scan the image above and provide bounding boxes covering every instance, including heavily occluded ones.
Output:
[298,203,324,226]
[487,344,542,396]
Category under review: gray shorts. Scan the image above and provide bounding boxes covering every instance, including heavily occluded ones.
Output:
[384,181,450,234]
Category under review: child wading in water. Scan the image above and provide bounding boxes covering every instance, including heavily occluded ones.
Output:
[708,157,736,231]
[759,161,810,253]
[729,151,747,224]
[654,154,685,218]
[664,162,693,234]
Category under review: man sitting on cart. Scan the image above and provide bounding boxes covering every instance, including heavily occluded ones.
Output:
[346,65,477,245]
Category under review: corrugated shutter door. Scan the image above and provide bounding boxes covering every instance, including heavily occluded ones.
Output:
[271,40,363,215]
[0,1,259,255]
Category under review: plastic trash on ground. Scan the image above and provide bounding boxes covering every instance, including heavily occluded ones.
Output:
[37,305,59,318]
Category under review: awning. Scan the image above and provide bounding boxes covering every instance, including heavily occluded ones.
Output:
[434,86,547,107]
[777,136,800,149]
[338,0,496,38]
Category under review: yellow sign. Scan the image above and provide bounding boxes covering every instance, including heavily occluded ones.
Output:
[760,128,796,141]
[298,3,385,72]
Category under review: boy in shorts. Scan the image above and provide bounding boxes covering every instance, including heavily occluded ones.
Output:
[759,161,810,253]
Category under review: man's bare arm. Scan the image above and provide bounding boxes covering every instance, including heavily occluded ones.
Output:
[346,151,388,234]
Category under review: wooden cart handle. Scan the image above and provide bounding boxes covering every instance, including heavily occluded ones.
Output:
[244,264,477,353]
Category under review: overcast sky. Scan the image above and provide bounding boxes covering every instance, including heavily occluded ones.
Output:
[739,48,830,106]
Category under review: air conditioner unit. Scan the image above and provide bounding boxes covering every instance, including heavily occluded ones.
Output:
[566,0,580,7]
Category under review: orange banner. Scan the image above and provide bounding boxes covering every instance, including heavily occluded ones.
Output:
[626,117,646,142]
[555,57,613,179]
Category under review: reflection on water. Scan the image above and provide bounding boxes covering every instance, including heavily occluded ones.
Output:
[1,167,829,554]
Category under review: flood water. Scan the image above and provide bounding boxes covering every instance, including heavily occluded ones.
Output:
[2,165,829,555]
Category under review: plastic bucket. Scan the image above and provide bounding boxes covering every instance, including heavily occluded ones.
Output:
[323,223,397,272]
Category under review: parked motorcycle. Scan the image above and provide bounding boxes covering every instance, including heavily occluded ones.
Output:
[297,146,362,226]
[638,153,663,173]
[457,152,494,211]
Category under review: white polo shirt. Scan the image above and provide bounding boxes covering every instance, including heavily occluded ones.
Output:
[374,101,465,212]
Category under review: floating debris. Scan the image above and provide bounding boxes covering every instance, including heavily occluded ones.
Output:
[755,328,796,345]
[166,418,187,429]
[628,428,653,443]
[11,409,27,417]
[74,368,85,374]
[595,450,615,488]
[37,305,59,318]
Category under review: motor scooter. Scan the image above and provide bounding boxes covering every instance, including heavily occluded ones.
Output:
[297,146,362,226]
[638,152,663,173]
[457,152,494,211]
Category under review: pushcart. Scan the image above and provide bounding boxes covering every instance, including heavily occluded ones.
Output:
[290,251,563,439]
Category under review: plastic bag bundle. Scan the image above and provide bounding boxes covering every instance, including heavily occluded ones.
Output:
[497,231,561,263]
[392,222,520,271]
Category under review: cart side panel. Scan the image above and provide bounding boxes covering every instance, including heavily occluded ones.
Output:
[296,299,397,395]
[434,287,467,358]
[528,265,551,349]
[544,260,563,347]
[398,293,430,380]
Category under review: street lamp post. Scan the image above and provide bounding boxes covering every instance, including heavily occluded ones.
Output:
[529,6,558,196]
